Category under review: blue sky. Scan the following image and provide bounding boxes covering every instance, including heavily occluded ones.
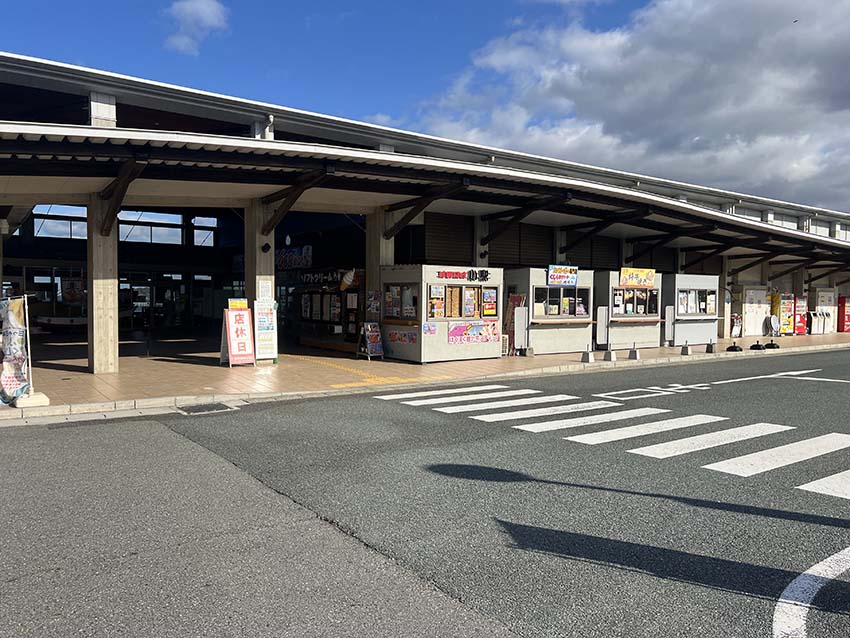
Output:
[0,0,646,122]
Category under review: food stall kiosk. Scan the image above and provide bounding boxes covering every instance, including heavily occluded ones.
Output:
[379,265,503,363]
[594,268,662,350]
[504,266,594,355]
[662,274,719,346]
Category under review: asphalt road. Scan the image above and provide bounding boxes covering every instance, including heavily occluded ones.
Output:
[4,349,850,637]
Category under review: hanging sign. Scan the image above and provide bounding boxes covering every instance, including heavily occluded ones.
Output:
[619,267,656,288]
[254,300,278,361]
[0,298,30,404]
[357,322,384,360]
[547,265,578,287]
[220,308,255,367]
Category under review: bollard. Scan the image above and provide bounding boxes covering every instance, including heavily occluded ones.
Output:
[680,340,692,356]
[765,339,781,350]
[603,349,617,362]
[628,342,640,360]
[750,340,766,351]
[706,340,716,354]
[726,341,743,352]
[581,346,595,363]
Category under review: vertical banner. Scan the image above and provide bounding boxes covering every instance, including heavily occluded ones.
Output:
[254,300,278,361]
[220,308,256,367]
[0,298,30,403]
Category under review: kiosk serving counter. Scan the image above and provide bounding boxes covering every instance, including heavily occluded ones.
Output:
[380,265,503,363]
[594,268,662,350]
[504,266,594,354]
[662,274,719,346]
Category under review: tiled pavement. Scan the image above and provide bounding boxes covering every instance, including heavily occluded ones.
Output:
[21,331,850,410]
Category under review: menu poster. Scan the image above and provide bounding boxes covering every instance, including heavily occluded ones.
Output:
[706,292,717,315]
[346,293,358,310]
[358,322,384,359]
[330,296,342,322]
[613,289,625,315]
[678,291,689,315]
[311,293,322,321]
[402,286,416,318]
[483,302,497,317]
[698,290,707,314]
[463,288,477,317]
[687,290,697,315]
[430,285,445,299]
[624,290,635,314]
[635,290,648,315]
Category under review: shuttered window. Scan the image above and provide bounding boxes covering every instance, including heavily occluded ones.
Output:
[519,224,553,266]
[488,221,520,266]
[425,212,474,266]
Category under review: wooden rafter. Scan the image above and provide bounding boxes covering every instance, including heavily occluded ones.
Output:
[479,194,571,246]
[382,180,470,240]
[625,225,716,264]
[727,253,778,277]
[98,159,147,236]
[807,264,850,284]
[559,210,649,254]
[681,246,729,270]
[769,258,822,281]
[260,166,334,235]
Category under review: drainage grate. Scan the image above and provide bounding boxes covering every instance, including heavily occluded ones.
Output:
[177,402,237,416]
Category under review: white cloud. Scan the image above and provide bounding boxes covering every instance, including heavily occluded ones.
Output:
[164,0,229,56]
[420,0,850,210]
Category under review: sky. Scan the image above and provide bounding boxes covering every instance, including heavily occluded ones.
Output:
[3,0,850,211]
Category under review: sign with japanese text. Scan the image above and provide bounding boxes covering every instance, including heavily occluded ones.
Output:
[253,300,278,361]
[276,245,313,270]
[547,265,578,287]
[0,298,30,404]
[228,298,249,310]
[619,268,656,288]
[221,308,255,366]
[361,322,384,358]
[435,269,491,282]
[447,319,501,345]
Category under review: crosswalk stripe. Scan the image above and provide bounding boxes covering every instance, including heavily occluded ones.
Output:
[703,433,850,477]
[374,384,508,400]
[434,394,580,414]
[796,469,850,500]
[628,423,794,458]
[513,407,669,433]
[471,400,620,423]
[402,389,540,406]
[565,414,729,445]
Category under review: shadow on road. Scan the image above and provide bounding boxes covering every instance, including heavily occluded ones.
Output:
[425,463,850,614]
[425,463,850,530]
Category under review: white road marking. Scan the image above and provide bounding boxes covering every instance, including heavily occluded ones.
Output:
[513,407,669,433]
[629,423,795,459]
[772,545,850,638]
[796,469,850,501]
[434,394,579,414]
[710,369,821,385]
[374,384,508,400]
[781,375,850,385]
[403,389,540,406]
[566,414,728,445]
[471,400,620,423]
[704,433,850,477]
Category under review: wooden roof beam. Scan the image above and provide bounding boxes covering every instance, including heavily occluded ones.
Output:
[382,180,470,240]
[681,246,729,270]
[479,194,571,246]
[260,166,334,236]
[98,159,147,237]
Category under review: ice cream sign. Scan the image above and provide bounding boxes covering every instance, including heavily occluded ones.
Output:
[547,265,578,287]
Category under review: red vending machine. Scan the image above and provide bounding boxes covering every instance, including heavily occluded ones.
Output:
[794,294,808,335]
[838,296,850,332]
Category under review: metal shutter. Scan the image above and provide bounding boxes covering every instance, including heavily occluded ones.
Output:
[591,236,620,270]
[488,221,520,266]
[562,229,592,267]
[425,212,474,266]
[519,224,553,266]
[652,246,677,273]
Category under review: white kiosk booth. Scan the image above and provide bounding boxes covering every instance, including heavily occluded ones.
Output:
[594,268,662,350]
[504,266,594,355]
[810,288,837,335]
[380,264,503,363]
[662,274,720,346]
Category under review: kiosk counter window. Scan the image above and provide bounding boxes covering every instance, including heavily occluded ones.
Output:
[594,269,663,351]
[380,265,504,363]
[662,274,720,346]
[503,267,594,355]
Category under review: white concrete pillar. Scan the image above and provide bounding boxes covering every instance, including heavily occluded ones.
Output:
[718,256,731,339]
[244,199,275,306]
[89,92,117,127]
[474,216,490,267]
[86,195,119,373]
[365,210,394,319]
[252,115,274,140]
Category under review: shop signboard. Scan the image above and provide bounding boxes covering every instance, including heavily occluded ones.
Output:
[358,322,384,359]
[221,307,255,367]
[447,320,500,345]
[436,269,492,282]
[619,268,656,288]
[254,300,278,361]
[228,298,248,310]
[276,245,313,270]
[0,297,30,404]
[547,265,578,287]
[388,329,417,345]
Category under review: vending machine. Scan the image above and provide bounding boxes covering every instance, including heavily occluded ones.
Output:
[838,296,850,332]
[779,293,795,335]
[794,294,808,335]
[812,289,838,334]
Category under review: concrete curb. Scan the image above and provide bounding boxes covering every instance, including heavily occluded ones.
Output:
[2,340,848,428]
